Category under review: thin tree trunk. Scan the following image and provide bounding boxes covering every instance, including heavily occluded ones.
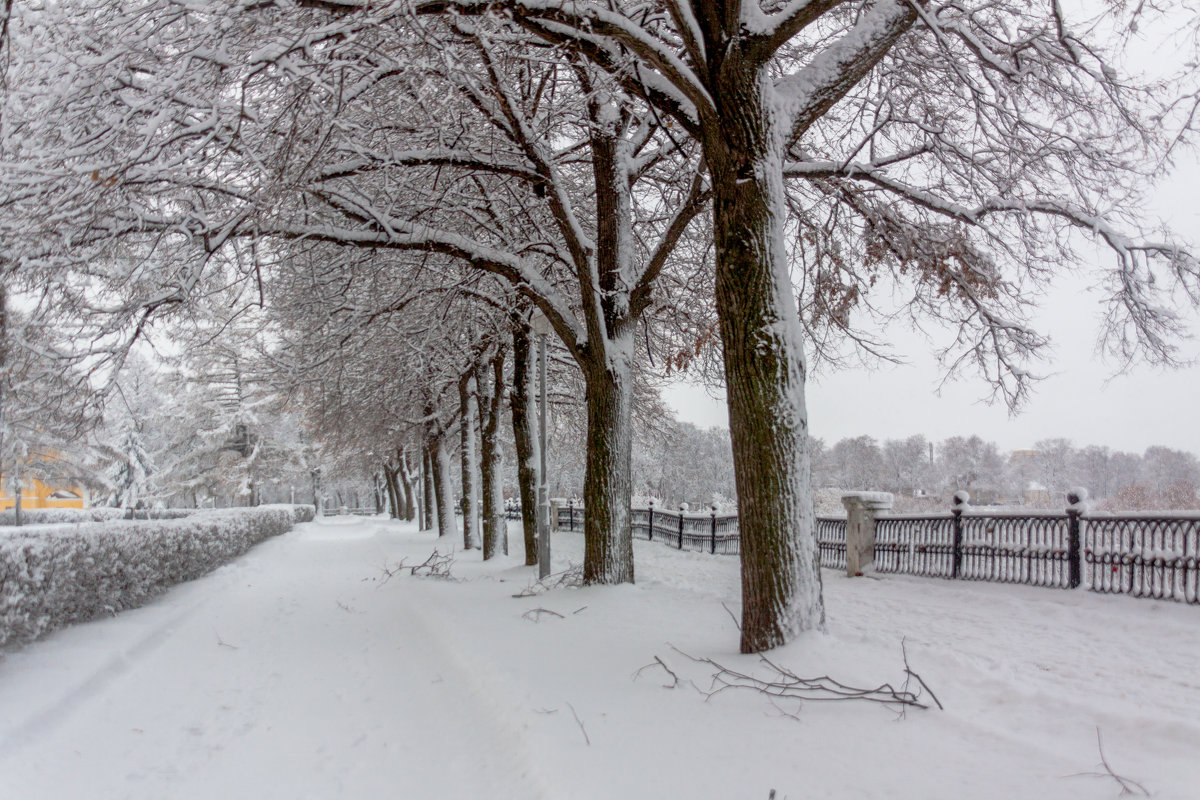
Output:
[478,353,508,559]
[458,372,482,550]
[704,68,824,653]
[510,319,539,566]
[401,448,417,522]
[422,442,436,532]
[581,348,634,583]
[383,462,400,519]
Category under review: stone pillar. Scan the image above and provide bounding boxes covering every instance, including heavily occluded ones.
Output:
[841,492,894,577]
[549,498,561,532]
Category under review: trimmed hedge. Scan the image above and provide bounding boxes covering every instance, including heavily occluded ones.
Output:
[0,504,316,648]
[0,507,126,526]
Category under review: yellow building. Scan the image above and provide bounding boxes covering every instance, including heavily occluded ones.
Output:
[0,476,85,510]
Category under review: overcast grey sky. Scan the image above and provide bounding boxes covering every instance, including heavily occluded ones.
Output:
[666,101,1200,456]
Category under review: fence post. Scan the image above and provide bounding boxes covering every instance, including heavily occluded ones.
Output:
[951,490,969,579]
[710,505,718,554]
[568,498,575,531]
[648,500,654,542]
[841,492,893,577]
[1066,488,1088,590]
[678,503,688,549]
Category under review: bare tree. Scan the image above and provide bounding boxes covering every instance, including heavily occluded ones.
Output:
[404,0,1199,651]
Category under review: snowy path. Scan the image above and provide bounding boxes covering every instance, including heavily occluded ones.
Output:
[2,514,1198,799]
[0,517,555,799]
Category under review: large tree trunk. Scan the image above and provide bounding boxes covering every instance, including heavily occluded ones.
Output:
[704,66,824,653]
[458,373,482,550]
[581,346,634,584]
[478,354,508,559]
[431,433,458,540]
[510,319,540,566]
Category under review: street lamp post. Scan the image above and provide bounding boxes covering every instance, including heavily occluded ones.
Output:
[529,309,553,579]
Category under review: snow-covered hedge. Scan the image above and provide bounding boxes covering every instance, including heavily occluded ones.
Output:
[119,508,197,521]
[0,504,315,648]
[0,507,126,526]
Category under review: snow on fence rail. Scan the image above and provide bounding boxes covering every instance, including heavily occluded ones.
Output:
[0,504,316,648]
[554,498,1200,605]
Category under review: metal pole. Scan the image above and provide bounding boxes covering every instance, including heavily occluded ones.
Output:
[537,332,551,578]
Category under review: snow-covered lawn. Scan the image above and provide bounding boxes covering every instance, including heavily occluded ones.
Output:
[1,515,1197,799]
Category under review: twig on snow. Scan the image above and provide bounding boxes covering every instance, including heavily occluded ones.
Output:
[522,607,565,623]
[1064,728,1150,796]
[565,702,591,746]
[633,655,689,689]
[215,632,238,650]
[511,562,583,597]
[900,638,943,712]
[721,602,742,631]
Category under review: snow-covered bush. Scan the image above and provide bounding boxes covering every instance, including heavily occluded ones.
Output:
[0,507,126,526]
[0,504,314,647]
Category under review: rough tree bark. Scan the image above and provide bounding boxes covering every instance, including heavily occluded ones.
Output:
[421,442,436,532]
[478,352,508,559]
[400,447,417,522]
[509,318,539,566]
[383,459,401,519]
[581,349,634,583]
[430,432,458,540]
[704,98,824,650]
[458,371,482,549]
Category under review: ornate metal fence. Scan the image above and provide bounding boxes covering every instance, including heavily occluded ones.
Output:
[553,500,1200,605]
[873,516,956,578]
[815,517,847,570]
[1084,514,1200,603]
[557,503,740,555]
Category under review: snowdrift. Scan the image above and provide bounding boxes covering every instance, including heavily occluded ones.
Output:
[0,504,315,647]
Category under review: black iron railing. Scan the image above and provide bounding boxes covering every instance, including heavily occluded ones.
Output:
[816,517,847,571]
[553,500,1200,606]
[1084,514,1200,603]
[557,502,741,555]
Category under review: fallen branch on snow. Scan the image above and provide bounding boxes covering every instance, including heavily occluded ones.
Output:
[511,562,583,597]
[381,548,456,583]
[666,642,940,714]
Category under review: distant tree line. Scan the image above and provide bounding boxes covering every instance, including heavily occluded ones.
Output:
[591,427,1200,512]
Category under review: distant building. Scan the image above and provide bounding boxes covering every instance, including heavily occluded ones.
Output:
[0,476,86,510]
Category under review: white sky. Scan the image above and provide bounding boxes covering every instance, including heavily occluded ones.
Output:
[667,79,1200,456]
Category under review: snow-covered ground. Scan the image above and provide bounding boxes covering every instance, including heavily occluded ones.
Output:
[2,515,1197,799]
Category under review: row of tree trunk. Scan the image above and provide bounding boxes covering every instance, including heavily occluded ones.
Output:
[378,326,543,563]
